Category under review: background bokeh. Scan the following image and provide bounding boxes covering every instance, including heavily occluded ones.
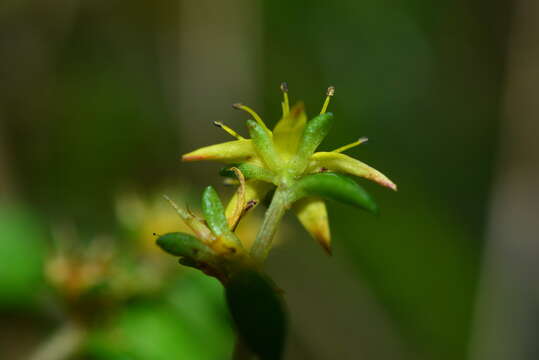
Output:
[1,1,537,359]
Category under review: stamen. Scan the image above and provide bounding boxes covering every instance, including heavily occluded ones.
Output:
[223,178,240,186]
[320,86,335,114]
[213,121,245,140]
[244,200,257,212]
[227,167,246,231]
[164,195,215,243]
[232,103,270,134]
[332,137,368,153]
[280,82,290,116]
[163,194,186,217]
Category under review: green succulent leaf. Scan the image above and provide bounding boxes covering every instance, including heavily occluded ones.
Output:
[225,269,287,360]
[291,112,333,173]
[201,186,231,237]
[246,119,282,172]
[201,186,244,252]
[155,232,213,259]
[289,172,379,214]
[220,163,276,184]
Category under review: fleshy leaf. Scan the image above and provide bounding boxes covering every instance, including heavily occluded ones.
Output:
[246,120,282,172]
[308,152,397,191]
[293,198,331,255]
[290,112,333,174]
[155,232,213,259]
[220,163,275,184]
[201,186,243,252]
[225,269,287,360]
[182,140,254,163]
[272,102,307,161]
[202,186,230,237]
[289,172,379,214]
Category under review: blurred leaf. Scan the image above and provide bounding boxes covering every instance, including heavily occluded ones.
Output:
[167,272,233,351]
[225,269,287,360]
[0,204,46,307]
[86,273,232,360]
[333,186,478,360]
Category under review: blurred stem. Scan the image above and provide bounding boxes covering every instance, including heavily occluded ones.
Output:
[29,321,85,360]
[250,186,288,262]
[232,335,254,360]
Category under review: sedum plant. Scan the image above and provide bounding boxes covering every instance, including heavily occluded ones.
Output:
[156,84,396,360]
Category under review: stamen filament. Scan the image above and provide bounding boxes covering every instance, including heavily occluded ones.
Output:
[213,121,245,140]
[233,103,271,134]
[163,194,190,219]
[280,82,290,116]
[332,137,368,153]
[227,167,246,231]
[163,195,215,243]
[320,86,335,114]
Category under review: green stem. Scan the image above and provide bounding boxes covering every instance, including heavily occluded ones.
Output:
[250,186,288,262]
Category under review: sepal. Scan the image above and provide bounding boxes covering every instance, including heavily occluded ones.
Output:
[289,172,379,214]
[220,163,276,184]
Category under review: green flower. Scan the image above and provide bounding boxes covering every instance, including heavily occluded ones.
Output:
[182,83,396,254]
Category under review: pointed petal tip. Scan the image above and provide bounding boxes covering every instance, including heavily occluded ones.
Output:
[320,241,332,256]
[312,229,332,256]
[182,154,206,162]
[384,180,398,191]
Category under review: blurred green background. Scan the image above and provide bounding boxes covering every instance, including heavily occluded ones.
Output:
[3,0,536,359]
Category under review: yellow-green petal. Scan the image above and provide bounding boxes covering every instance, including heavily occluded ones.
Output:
[225,180,273,220]
[293,197,331,255]
[182,139,255,163]
[308,152,397,191]
[272,102,307,160]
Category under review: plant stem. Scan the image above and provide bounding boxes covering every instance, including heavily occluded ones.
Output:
[28,321,85,360]
[250,186,288,262]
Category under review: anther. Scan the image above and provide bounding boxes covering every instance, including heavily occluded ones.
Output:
[326,86,335,97]
[280,82,290,116]
[246,200,257,209]
[213,121,245,140]
[232,103,270,134]
[320,85,335,114]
